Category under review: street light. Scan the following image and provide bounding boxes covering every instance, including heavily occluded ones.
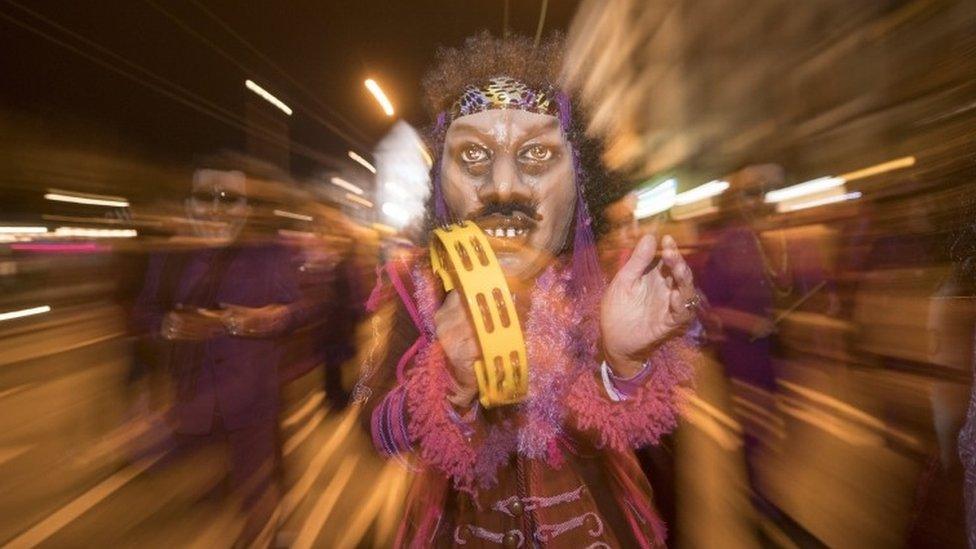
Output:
[364,78,395,116]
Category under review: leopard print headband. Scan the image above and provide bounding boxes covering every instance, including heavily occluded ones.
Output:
[449,76,559,121]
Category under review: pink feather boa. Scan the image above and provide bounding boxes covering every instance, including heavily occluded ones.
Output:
[400,262,695,493]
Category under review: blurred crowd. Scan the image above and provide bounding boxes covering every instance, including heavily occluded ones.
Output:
[0,140,385,546]
[1,0,974,547]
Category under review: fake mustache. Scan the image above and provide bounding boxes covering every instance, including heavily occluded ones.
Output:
[468,199,542,223]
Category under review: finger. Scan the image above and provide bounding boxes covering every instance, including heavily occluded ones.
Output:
[666,289,694,327]
[617,233,658,283]
[444,291,462,309]
[661,236,694,293]
[668,286,685,313]
[435,291,460,324]
[666,288,683,323]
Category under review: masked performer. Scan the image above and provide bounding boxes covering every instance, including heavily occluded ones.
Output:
[356,33,700,548]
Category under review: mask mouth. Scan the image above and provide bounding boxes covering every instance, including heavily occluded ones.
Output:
[473,212,538,241]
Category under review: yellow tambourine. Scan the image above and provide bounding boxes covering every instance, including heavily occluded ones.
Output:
[429,221,528,408]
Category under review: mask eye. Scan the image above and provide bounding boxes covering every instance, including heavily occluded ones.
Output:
[460,144,490,164]
[521,144,552,162]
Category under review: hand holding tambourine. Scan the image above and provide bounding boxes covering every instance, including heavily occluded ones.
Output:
[434,291,481,409]
[430,222,528,409]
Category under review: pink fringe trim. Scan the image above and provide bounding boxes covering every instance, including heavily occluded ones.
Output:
[403,340,480,494]
[401,266,517,494]
[567,337,696,452]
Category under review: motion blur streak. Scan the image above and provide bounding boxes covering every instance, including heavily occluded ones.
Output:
[347,151,377,174]
[0,306,51,323]
[244,79,294,116]
[0,0,973,547]
[364,79,395,117]
[570,0,975,546]
[44,190,130,208]
[783,191,863,212]
[330,176,363,195]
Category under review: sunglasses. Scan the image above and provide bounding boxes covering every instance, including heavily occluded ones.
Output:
[191,189,247,204]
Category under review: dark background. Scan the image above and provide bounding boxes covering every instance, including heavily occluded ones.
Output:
[0,0,579,177]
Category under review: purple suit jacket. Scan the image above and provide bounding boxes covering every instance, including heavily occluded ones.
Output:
[133,243,303,433]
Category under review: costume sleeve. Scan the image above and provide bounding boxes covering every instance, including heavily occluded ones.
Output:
[355,262,487,493]
[566,334,697,451]
[354,266,420,458]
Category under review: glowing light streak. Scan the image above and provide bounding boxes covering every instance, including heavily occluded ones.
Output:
[783,191,862,212]
[764,176,845,203]
[634,178,677,219]
[767,156,914,206]
[674,180,729,206]
[0,226,47,234]
[44,190,128,208]
[54,227,137,238]
[331,176,363,195]
[0,305,51,322]
[245,79,293,116]
[364,78,395,116]
[345,193,373,208]
[417,144,433,167]
[348,151,376,173]
[839,156,916,181]
[278,229,316,239]
[273,209,313,222]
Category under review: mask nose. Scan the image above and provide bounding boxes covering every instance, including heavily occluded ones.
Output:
[478,154,530,204]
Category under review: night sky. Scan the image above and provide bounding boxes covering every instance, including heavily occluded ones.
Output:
[0,1,580,176]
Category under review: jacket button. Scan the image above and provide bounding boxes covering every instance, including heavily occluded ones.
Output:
[510,500,523,517]
[503,531,520,548]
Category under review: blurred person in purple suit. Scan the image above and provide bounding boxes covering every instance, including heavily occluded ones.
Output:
[700,164,826,545]
[132,155,306,544]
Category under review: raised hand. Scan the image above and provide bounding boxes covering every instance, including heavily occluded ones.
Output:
[600,234,697,377]
[160,308,226,341]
